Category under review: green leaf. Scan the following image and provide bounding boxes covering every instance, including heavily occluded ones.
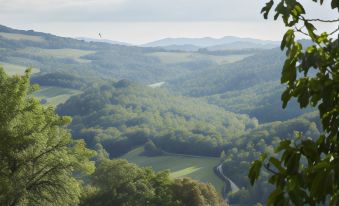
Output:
[275,140,291,152]
[301,140,319,161]
[288,189,303,205]
[305,21,317,40]
[268,188,284,205]
[281,89,292,108]
[306,45,316,54]
[285,151,301,173]
[261,0,274,19]
[281,29,294,50]
[310,172,328,198]
[281,58,297,84]
[331,0,339,9]
[274,2,288,21]
[298,88,310,108]
[269,157,285,172]
[312,161,329,170]
[294,3,306,15]
[248,160,262,185]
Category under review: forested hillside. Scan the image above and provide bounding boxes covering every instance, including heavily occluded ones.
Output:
[0,25,250,84]
[168,48,314,122]
[56,78,322,204]
[168,48,285,96]
[57,80,258,157]
[1,67,228,206]
[0,24,323,206]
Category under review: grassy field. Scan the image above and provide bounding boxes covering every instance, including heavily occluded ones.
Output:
[0,32,46,42]
[34,86,82,106]
[19,47,96,63]
[0,61,40,75]
[121,147,224,193]
[149,52,251,65]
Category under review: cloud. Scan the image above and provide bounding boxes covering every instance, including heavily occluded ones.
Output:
[0,0,265,22]
[0,0,121,12]
[0,0,337,23]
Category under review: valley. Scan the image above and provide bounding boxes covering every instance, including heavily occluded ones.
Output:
[0,24,321,205]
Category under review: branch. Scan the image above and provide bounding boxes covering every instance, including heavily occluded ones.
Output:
[31,141,67,164]
[27,163,72,190]
[329,26,339,36]
[264,163,279,175]
[294,26,310,37]
[304,18,339,23]
[298,15,339,23]
[297,16,339,36]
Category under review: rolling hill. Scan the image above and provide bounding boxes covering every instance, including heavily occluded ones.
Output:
[142,36,279,48]
[166,48,314,122]
[0,25,324,205]
[0,25,258,84]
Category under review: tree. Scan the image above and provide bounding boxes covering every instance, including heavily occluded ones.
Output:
[0,68,96,206]
[171,178,228,206]
[220,150,226,162]
[249,0,339,205]
[81,159,228,206]
[80,159,176,206]
[143,139,163,156]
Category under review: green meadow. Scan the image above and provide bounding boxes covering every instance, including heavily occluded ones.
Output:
[0,61,40,75]
[149,51,251,65]
[0,32,46,42]
[19,47,96,63]
[121,147,224,193]
[33,86,82,106]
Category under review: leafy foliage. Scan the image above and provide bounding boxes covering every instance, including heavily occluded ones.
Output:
[1,21,331,205]
[0,68,96,206]
[171,178,227,206]
[80,159,227,206]
[249,1,339,205]
[57,77,321,205]
[57,80,257,157]
[143,140,164,156]
[222,112,320,204]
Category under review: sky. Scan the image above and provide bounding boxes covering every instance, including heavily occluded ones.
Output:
[0,0,337,44]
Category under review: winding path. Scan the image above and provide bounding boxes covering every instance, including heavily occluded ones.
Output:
[216,164,240,194]
[158,151,240,199]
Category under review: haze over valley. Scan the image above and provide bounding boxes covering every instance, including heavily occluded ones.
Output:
[0,24,321,205]
[1,0,336,205]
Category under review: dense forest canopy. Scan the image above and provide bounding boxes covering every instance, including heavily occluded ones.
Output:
[56,77,322,204]
[81,159,227,206]
[0,11,329,204]
[0,25,314,123]
[0,68,227,206]
[57,80,258,157]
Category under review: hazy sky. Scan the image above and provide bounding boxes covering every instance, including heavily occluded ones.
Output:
[0,0,337,44]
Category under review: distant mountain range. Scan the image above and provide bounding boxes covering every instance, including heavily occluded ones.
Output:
[77,37,130,46]
[75,35,280,51]
[206,41,278,51]
[157,44,201,52]
[142,36,280,51]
